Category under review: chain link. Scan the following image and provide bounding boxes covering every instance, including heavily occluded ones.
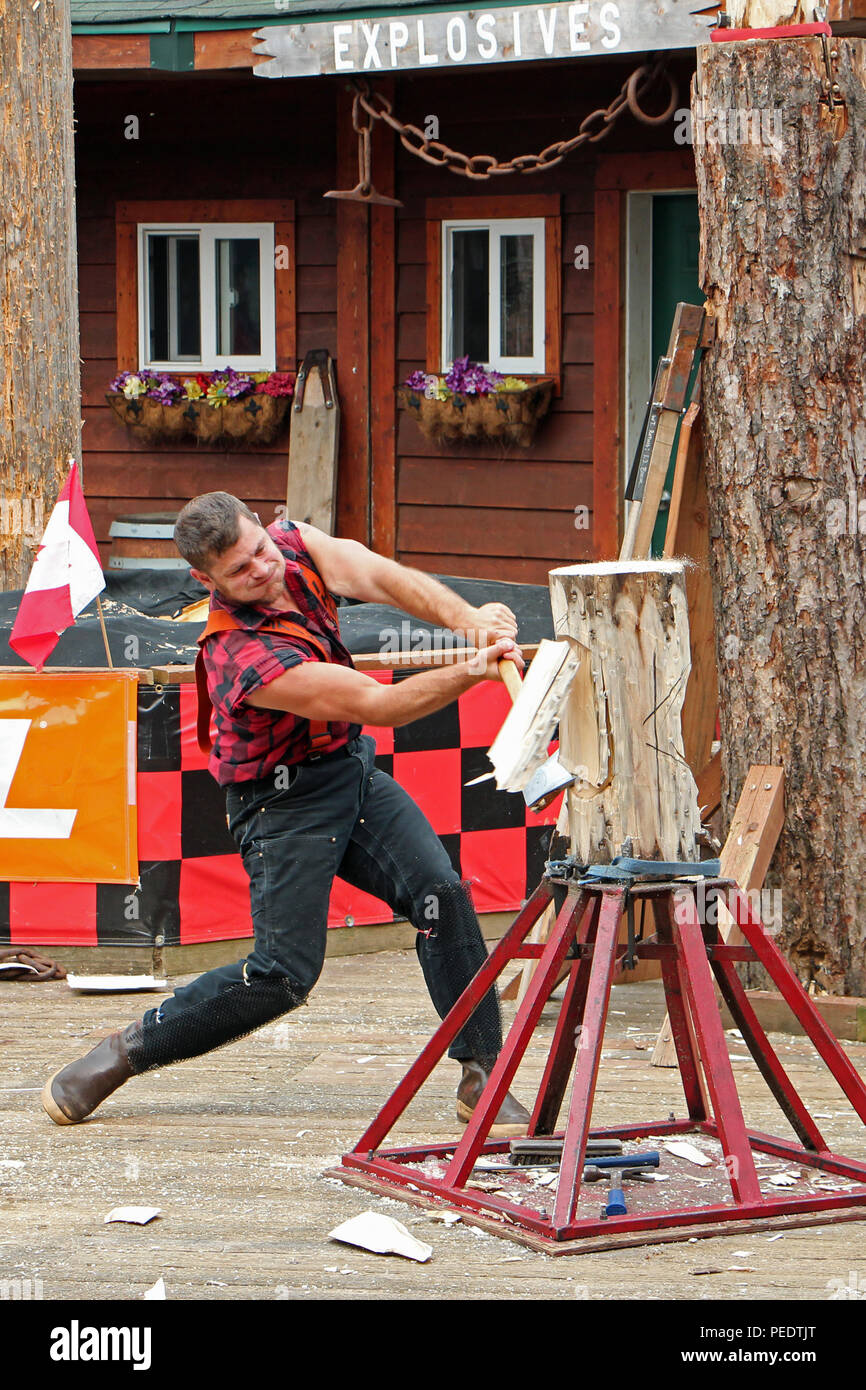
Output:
[351,60,678,179]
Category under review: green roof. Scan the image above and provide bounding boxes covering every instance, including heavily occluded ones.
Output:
[70,0,452,29]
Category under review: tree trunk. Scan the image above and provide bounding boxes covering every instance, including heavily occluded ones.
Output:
[0,0,81,589]
[695,37,866,991]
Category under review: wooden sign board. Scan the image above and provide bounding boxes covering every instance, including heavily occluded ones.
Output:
[287,350,340,534]
[254,1,714,79]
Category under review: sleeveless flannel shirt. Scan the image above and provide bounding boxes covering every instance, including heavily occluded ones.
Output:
[200,520,359,786]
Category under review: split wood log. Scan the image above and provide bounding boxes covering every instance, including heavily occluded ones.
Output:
[486,638,581,793]
[549,561,701,865]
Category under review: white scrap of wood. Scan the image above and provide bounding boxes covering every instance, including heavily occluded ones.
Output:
[662,1140,713,1167]
[328,1211,432,1262]
[104,1206,162,1225]
[67,975,167,993]
[431,1211,461,1226]
[767,1172,800,1187]
[487,638,581,792]
[143,1278,167,1300]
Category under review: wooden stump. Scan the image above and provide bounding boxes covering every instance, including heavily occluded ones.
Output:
[549,561,701,865]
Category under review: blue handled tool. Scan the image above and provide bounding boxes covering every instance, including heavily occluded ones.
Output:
[583,1150,659,1172]
[605,1182,628,1217]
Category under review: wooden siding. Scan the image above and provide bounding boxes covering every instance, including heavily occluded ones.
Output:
[74,75,338,565]
[390,61,697,583]
[73,56,697,580]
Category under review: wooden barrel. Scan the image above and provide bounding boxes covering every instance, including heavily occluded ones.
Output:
[108,512,187,571]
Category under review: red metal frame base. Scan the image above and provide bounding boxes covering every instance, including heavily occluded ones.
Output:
[331,877,866,1251]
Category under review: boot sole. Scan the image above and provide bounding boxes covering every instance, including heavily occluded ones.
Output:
[40,1073,80,1126]
[455,1098,529,1138]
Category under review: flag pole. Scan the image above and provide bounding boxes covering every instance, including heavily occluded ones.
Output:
[95,593,114,668]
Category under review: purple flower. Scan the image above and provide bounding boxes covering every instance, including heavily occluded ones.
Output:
[211,366,254,399]
[444,356,502,395]
[149,374,182,405]
[404,370,430,391]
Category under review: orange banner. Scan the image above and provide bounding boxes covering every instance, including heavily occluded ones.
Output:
[0,671,138,884]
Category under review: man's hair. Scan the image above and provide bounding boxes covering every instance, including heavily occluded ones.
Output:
[174,492,260,571]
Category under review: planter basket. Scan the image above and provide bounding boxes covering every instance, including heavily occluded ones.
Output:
[106,392,291,448]
[397,378,555,448]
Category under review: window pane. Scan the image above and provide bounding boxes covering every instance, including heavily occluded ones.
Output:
[215,238,261,357]
[500,234,534,358]
[450,229,489,362]
[146,234,200,362]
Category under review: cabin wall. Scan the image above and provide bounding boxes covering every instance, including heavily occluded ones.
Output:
[74,74,338,564]
[73,56,696,580]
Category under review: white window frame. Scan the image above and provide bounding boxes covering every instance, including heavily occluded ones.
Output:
[441,217,546,376]
[137,222,276,373]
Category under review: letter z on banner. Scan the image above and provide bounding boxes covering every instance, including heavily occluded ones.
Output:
[0,672,138,883]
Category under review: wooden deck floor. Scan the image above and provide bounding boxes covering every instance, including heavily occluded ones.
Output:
[2,951,866,1301]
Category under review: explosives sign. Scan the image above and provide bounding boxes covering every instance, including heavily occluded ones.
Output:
[0,671,138,884]
[255,1,713,80]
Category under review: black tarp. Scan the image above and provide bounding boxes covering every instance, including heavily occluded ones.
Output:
[0,569,554,669]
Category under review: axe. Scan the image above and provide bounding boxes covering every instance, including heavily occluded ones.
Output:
[464,644,584,814]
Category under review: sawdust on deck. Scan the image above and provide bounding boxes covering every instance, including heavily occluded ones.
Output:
[2,955,865,1301]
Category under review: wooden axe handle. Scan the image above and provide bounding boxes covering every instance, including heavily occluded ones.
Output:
[498,657,523,702]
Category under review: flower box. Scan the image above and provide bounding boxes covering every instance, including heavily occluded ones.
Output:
[397,377,555,448]
[106,390,292,449]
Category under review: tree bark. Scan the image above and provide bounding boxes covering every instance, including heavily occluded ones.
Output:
[0,0,81,589]
[696,37,866,991]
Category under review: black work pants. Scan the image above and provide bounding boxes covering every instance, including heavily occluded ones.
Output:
[135,735,501,1068]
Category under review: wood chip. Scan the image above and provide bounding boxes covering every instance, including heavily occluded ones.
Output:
[104,1206,161,1225]
[663,1140,713,1167]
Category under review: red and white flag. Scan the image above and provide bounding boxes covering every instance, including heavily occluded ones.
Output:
[9,461,105,671]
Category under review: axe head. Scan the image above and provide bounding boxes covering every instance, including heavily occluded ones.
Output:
[523,752,575,813]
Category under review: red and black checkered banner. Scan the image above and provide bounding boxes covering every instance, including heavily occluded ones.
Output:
[0,671,561,948]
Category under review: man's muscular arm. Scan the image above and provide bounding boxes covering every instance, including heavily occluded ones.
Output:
[245,637,522,726]
[295,522,518,648]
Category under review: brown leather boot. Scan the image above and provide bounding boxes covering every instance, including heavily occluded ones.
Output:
[456,1060,530,1138]
[41,1021,141,1125]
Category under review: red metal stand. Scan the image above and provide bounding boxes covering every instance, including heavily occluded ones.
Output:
[329,874,866,1253]
[711,21,832,42]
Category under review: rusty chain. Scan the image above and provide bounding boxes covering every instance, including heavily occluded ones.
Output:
[351,59,679,179]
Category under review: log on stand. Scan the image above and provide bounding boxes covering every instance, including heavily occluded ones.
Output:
[549,561,701,866]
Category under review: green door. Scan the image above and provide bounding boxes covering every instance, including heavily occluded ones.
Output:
[650,194,701,554]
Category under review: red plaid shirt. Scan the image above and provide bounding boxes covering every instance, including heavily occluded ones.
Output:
[201,521,359,785]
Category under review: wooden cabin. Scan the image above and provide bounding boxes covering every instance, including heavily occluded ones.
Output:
[71,0,710,584]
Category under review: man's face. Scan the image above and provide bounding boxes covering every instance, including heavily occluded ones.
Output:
[190,515,287,607]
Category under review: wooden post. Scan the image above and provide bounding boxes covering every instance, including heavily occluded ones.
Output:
[1,0,81,589]
[549,561,701,865]
[696,33,866,990]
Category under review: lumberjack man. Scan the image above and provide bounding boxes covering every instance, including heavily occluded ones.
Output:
[42,492,530,1133]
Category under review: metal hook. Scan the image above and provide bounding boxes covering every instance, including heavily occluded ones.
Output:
[324,87,402,206]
